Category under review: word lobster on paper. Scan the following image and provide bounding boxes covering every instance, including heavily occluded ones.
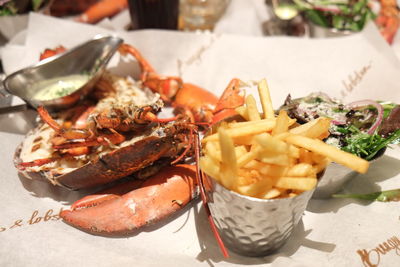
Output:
[0,208,63,233]
[340,61,372,99]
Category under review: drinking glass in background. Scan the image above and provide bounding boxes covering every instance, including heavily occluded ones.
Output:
[263,0,305,37]
[271,0,298,20]
[180,0,231,32]
[128,0,180,30]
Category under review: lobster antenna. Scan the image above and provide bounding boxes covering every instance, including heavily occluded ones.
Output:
[194,132,229,258]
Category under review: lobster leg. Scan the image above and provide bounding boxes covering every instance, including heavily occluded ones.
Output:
[118,44,245,125]
[60,165,197,235]
[118,43,182,101]
[38,106,93,140]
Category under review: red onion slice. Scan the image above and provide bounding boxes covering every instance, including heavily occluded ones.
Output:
[346,100,384,135]
[331,114,347,125]
[331,119,346,125]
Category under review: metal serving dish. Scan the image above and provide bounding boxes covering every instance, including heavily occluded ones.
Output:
[205,174,315,257]
[202,115,320,256]
[308,23,356,38]
[312,147,386,199]
[0,35,123,112]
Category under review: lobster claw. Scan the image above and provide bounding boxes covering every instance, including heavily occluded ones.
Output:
[213,78,245,114]
[61,165,198,236]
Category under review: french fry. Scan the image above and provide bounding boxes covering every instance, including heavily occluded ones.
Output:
[227,118,296,129]
[286,163,314,177]
[205,143,247,162]
[243,159,265,169]
[285,134,369,173]
[200,78,370,201]
[299,148,313,164]
[274,132,290,140]
[313,158,331,173]
[237,147,262,168]
[311,152,325,164]
[288,145,300,158]
[290,117,323,134]
[237,177,274,197]
[218,128,238,189]
[199,157,221,181]
[261,188,282,199]
[232,135,255,146]
[229,118,275,128]
[257,150,290,166]
[272,110,290,136]
[257,79,275,119]
[255,133,288,153]
[205,141,221,162]
[246,95,261,121]
[235,105,249,120]
[234,146,247,161]
[259,164,287,177]
[237,169,262,186]
[289,117,331,138]
[202,120,276,143]
[275,177,318,191]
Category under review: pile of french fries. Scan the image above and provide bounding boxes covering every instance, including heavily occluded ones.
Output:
[200,79,369,199]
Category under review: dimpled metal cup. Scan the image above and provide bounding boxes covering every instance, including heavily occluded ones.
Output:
[205,176,315,257]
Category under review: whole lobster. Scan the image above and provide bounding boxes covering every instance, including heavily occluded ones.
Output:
[24,42,245,246]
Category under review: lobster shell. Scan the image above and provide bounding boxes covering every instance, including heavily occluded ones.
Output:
[14,125,184,190]
[13,72,189,190]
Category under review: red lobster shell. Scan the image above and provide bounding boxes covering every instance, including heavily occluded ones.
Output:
[14,72,191,190]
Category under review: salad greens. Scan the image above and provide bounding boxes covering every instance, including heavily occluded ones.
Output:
[333,189,400,202]
[293,0,376,32]
[0,0,47,16]
[281,93,400,161]
[339,126,400,160]
[281,93,400,201]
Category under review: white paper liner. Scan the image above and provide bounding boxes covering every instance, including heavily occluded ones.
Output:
[1,12,400,267]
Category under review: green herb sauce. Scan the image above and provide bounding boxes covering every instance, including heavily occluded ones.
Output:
[32,74,89,101]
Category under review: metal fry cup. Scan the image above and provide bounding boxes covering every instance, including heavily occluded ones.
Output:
[205,175,315,257]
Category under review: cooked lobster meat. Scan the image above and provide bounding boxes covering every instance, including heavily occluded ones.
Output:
[15,72,191,190]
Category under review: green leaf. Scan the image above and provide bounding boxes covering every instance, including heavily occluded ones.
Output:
[365,129,400,160]
[292,0,312,10]
[353,0,367,14]
[32,0,45,11]
[332,15,345,29]
[339,127,400,161]
[296,0,376,31]
[0,2,17,16]
[333,189,400,202]
[305,10,329,28]
[349,21,362,32]
[381,103,397,118]
[338,5,351,15]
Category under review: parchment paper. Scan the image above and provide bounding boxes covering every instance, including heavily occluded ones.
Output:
[1,13,400,267]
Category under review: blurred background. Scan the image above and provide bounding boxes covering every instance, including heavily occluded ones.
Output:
[0,0,399,70]
[0,0,398,34]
